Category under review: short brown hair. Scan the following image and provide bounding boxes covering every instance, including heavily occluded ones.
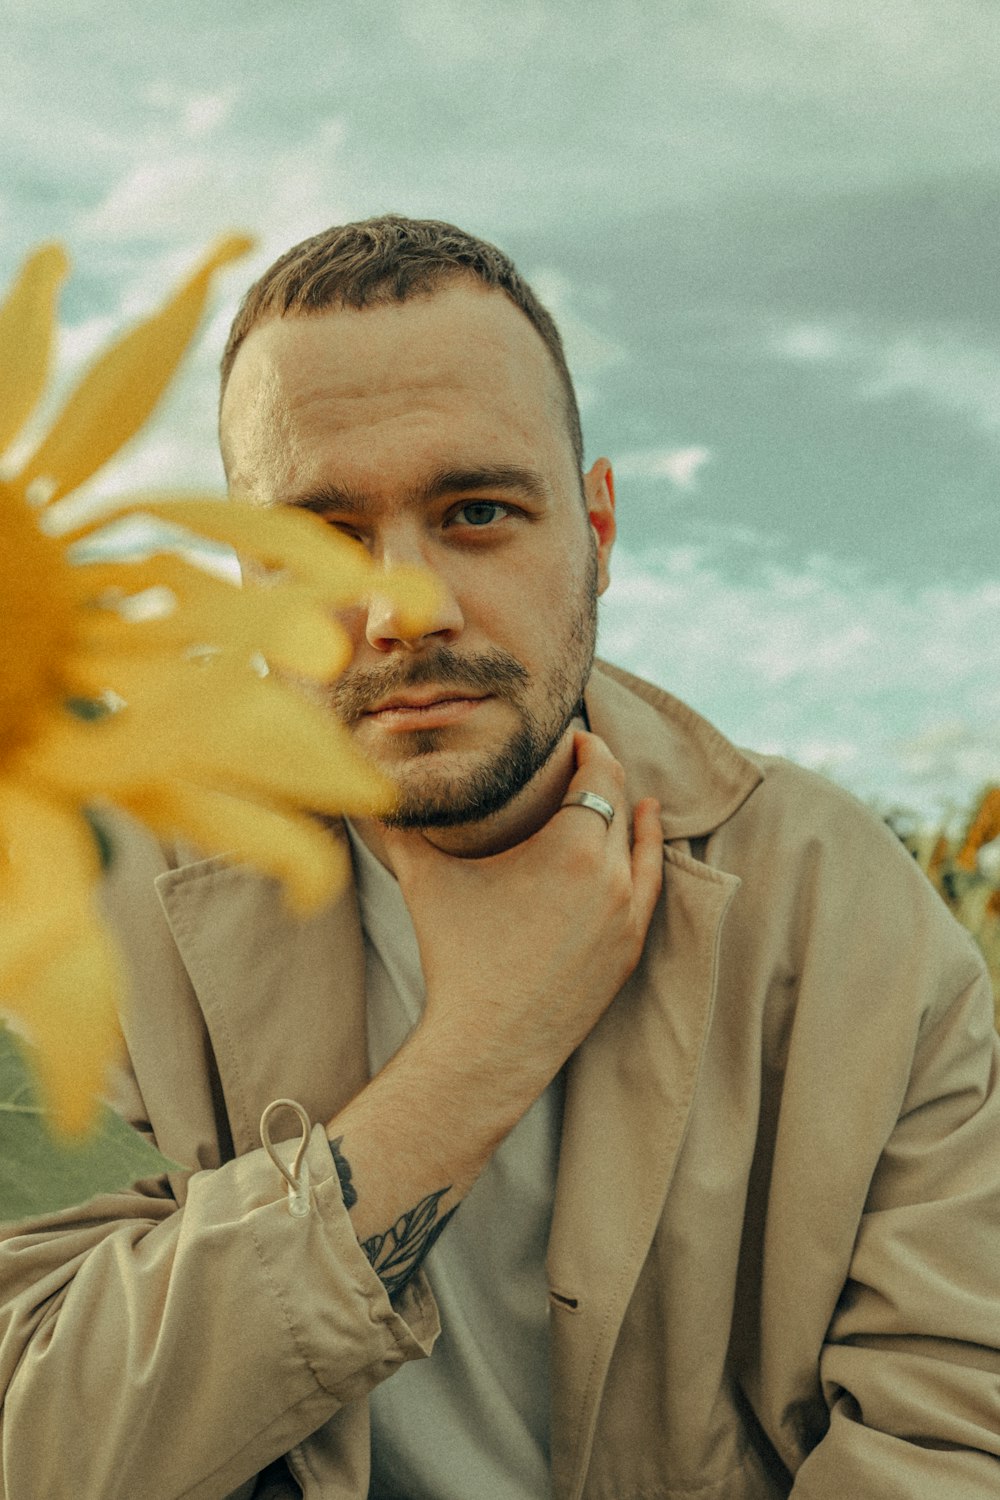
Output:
[220,214,584,468]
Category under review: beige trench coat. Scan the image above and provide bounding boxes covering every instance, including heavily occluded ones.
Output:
[1,662,999,1500]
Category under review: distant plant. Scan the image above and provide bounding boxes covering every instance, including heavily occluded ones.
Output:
[887,786,1000,1029]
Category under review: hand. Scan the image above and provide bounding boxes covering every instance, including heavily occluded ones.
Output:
[382,732,664,1096]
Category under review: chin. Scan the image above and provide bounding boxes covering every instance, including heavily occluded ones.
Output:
[378,764,521,830]
[379,722,568,831]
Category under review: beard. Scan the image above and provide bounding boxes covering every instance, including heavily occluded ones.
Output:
[328,548,599,829]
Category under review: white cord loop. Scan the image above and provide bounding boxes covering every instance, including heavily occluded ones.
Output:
[260,1098,312,1218]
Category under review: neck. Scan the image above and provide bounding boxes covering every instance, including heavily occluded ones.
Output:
[353,723,578,871]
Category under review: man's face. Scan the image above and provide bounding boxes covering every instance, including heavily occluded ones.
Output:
[220,280,616,831]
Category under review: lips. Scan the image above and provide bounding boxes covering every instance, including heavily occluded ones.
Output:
[365,688,487,715]
[358,689,493,734]
[330,649,529,727]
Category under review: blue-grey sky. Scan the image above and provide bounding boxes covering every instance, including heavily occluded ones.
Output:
[7,0,1000,818]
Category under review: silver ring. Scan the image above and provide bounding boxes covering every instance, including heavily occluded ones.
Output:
[560,790,615,828]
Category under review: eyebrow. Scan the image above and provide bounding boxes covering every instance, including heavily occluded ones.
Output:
[284,464,549,517]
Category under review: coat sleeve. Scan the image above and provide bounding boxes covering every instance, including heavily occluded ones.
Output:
[0,814,439,1498]
[0,810,440,1500]
[788,900,1000,1493]
[0,1104,439,1500]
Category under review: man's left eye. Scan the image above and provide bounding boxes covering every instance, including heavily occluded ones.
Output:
[453,502,507,527]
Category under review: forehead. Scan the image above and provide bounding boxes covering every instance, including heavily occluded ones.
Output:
[220,281,571,501]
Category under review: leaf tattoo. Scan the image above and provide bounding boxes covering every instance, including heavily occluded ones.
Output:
[329,1139,456,1296]
[328,1136,358,1210]
[362,1189,456,1298]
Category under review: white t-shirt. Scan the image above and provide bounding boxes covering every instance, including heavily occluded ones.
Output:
[345,824,562,1500]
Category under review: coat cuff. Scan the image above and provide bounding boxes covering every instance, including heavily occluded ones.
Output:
[251,1120,440,1402]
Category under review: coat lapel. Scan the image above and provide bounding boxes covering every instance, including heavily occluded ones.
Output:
[155,842,369,1157]
[544,665,760,1500]
[546,848,742,1500]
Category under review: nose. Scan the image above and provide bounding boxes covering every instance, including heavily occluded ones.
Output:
[364,559,464,654]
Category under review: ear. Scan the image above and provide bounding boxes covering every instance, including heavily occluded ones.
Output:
[583,457,616,595]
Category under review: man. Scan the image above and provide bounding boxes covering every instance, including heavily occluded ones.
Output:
[1,216,999,1499]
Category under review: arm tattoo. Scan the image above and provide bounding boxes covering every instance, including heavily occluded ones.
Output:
[362,1189,456,1298]
[329,1138,455,1297]
[329,1136,358,1210]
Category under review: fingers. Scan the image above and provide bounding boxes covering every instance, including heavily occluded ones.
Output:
[568,735,663,919]
[568,730,624,796]
[557,731,628,842]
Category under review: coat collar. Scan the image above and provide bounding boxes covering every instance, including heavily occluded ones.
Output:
[584,659,762,839]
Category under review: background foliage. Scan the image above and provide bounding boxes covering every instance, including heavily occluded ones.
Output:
[889,788,1000,1028]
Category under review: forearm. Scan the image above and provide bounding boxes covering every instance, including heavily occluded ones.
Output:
[326,1018,555,1294]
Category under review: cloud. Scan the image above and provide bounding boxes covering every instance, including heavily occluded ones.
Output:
[78,158,225,242]
[598,543,1000,819]
[522,267,625,417]
[772,319,1000,436]
[395,0,545,65]
[9,0,1000,269]
[892,721,1000,793]
[140,82,238,139]
[614,446,712,489]
[76,115,352,257]
[525,268,624,377]
[772,323,846,363]
[860,337,1000,433]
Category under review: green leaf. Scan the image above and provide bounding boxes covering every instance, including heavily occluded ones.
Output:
[0,1026,181,1223]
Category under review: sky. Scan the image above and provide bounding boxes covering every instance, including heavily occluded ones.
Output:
[6,0,1000,823]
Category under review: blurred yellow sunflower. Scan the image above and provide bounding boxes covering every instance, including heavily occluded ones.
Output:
[956,786,1000,874]
[0,238,435,1134]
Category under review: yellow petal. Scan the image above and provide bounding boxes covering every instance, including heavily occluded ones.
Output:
[0,781,118,1136]
[66,495,444,626]
[74,554,353,680]
[0,244,69,456]
[27,663,396,817]
[19,236,254,503]
[124,783,349,915]
[0,780,100,987]
[5,920,125,1137]
[89,496,374,599]
[68,553,236,601]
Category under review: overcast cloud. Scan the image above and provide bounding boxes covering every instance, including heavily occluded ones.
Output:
[6,0,999,820]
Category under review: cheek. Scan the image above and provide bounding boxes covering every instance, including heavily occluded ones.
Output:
[479,564,584,658]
